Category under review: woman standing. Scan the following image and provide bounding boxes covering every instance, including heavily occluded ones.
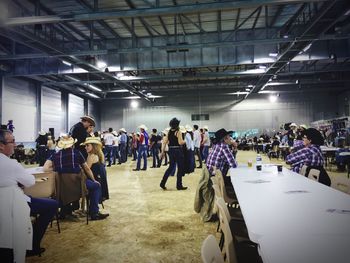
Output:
[160,118,187,190]
[83,137,109,201]
[184,125,195,174]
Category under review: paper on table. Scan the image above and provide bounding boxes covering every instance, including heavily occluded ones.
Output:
[326,209,350,215]
[284,190,310,194]
[244,179,271,184]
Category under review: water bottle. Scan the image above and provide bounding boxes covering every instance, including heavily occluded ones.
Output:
[256,154,262,171]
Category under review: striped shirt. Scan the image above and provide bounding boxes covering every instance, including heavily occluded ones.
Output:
[286,144,324,173]
[48,148,86,174]
[206,142,237,176]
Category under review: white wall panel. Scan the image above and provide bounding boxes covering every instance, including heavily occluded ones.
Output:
[68,94,84,130]
[41,86,62,138]
[88,99,101,131]
[2,78,37,142]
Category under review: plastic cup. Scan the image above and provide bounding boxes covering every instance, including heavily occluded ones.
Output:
[248,160,253,167]
[277,165,283,172]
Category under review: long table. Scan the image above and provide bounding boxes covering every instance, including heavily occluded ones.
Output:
[230,165,350,263]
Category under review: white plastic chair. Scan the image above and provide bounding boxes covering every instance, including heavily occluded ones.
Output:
[331,176,350,194]
[299,165,308,176]
[201,235,224,263]
[307,169,320,182]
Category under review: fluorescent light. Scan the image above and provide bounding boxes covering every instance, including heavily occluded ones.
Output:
[148,95,163,98]
[87,84,102,92]
[269,95,278,103]
[86,92,100,98]
[146,92,152,96]
[258,90,274,94]
[269,53,278,57]
[123,96,141,99]
[109,89,129,93]
[303,43,312,52]
[116,72,124,77]
[259,65,267,69]
[62,60,71,66]
[245,88,251,92]
[66,76,79,81]
[97,60,107,68]
[130,100,138,108]
[247,85,254,88]
[231,92,249,95]
[77,87,85,92]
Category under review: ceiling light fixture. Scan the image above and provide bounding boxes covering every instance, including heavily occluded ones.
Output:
[109,89,129,93]
[87,84,102,92]
[259,65,267,69]
[231,91,249,95]
[268,53,278,57]
[62,60,72,66]
[116,72,124,77]
[269,94,278,103]
[97,60,107,68]
[86,92,100,99]
[130,100,139,108]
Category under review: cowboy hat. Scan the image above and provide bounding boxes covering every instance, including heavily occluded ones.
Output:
[57,136,77,149]
[138,124,148,131]
[169,118,180,129]
[119,128,127,133]
[289,123,297,127]
[214,128,233,142]
[203,126,209,131]
[38,130,46,136]
[179,126,186,133]
[81,137,102,146]
[304,128,324,146]
[299,124,307,130]
[162,127,170,135]
[80,115,96,127]
[185,125,193,132]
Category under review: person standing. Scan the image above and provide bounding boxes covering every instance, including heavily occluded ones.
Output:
[119,128,127,163]
[193,124,202,168]
[184,125,195,174]
[103,128,115,167]
[160,118,187,190]
[35,131,48,166]
[69,115,95,159]
[112,131,120,165]
[150,128,161,168]
[202,126,210,162]
[133,125,149,171]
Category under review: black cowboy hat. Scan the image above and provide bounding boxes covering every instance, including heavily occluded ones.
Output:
[304,128,324,146]
[169,118,180,129]
[215,128,233,142]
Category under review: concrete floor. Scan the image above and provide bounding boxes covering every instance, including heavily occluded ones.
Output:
[25,151,348,263]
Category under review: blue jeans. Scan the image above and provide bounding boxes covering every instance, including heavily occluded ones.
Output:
[202,146,209,162]
[112,146,119,164]
[104,145,113,165]
[160,147,185,188]
[136,145,148,170]
[29,197,59,251]
[119,142,127,163]
[86,179,101,214]
[151,145,160,167]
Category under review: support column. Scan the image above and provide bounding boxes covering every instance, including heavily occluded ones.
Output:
[35,82,41,134]
[61,91,69,133]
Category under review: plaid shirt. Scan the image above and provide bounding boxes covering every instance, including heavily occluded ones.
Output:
[286,144,324,173]
[48,148,86,174]
[292,139,305,152]
[206,142,237,176]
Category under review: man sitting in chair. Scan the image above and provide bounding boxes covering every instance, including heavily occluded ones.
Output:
[44,135,109,221]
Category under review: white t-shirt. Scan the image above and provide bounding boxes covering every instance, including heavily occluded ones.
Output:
[193,130,201,148]
[104,133,115,146]
[0,153,35,188]
[204,131,210,146]
[113,135,120,147]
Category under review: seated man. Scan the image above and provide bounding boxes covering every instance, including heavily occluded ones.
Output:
[0,129,58,260]
[206,128,237,187]
[286,128,325,174]
[44,135,108,221]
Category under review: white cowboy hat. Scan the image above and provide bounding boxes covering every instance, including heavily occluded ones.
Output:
[38,130,46,136]
[119,128,127,133]
[299,124,307,130]
[179,126,186,133]
[203,126,209,131]
[80,137,102,146]
[185,125,193,132]
[290,123,297,127]
[138,124,148,131]
[57,136,77,149]
[80,115,96,127]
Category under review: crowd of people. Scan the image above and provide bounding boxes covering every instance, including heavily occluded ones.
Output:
[1,115,342,262]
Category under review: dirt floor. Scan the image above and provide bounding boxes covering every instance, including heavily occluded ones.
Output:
[25,151,348,263]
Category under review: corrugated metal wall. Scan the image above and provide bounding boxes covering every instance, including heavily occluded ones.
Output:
[68,93,84,130]
[88,99,101,131]
[41,86,62,138]
[2,77,37,142]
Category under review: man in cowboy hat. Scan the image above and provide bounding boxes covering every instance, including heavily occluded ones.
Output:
[133,124,149,171]
[69,115,95,159]
[149,128,161,168]
[44,135,108,221]
[206,128,237,186]
[119,128,128,163]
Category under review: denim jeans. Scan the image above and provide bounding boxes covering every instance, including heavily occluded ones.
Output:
[160,147,185,188]
[86,179,101,214]
[151,145,160,167]
[136,145,148,170]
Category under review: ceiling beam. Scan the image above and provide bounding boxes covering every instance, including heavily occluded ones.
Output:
[3,0,328,26]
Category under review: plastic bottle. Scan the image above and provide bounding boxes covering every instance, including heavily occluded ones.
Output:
[256,154,262,166]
